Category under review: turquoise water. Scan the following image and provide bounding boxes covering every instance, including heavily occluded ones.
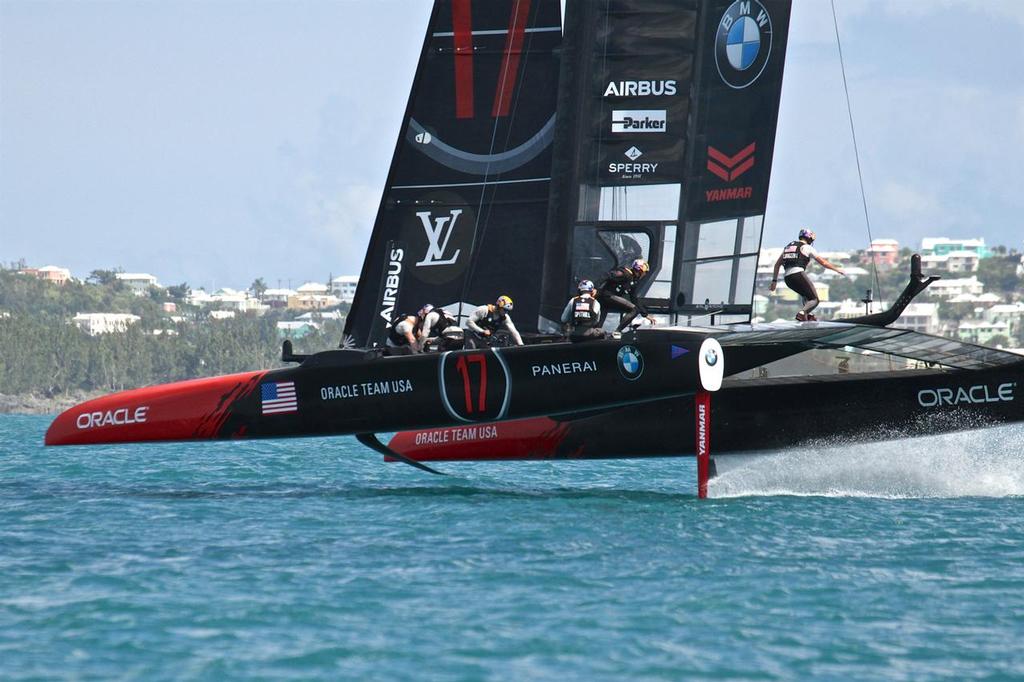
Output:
[3,414,1024,680]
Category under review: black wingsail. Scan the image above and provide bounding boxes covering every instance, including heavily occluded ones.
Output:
[540,0,793,329]
[345,0,562,347]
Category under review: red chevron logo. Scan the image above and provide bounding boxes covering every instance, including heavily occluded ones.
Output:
[706,142,756,181]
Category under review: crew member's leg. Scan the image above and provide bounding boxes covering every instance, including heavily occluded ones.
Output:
[599,294,639,331]
[784,272,820,320]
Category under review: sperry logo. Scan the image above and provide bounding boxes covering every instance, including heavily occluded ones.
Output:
[917,382,1016,408]
[415,210,463,267]
[77,406,149,430]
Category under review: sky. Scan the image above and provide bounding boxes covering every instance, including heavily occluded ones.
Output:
[1,0,1022,290]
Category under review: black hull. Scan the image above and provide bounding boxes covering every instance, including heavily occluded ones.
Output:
[390,365,1024,461]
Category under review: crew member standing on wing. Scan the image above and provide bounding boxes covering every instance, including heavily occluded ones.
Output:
[466,295,524,347]
[596,258,656,332]
[770,228,846,321]
[561,279,604,341]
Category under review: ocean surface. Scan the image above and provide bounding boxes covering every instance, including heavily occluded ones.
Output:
[2,414,1024,681]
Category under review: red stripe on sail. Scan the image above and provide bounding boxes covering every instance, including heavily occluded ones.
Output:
[492,0,531,118]
[452,0,475,119]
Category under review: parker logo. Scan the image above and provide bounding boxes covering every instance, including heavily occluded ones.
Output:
[917,383,1016,408]
[415,209,463,267]
[603,80,678,97]
[611,110,667,133]
[378,245,404,323]
[76,406,149,430]
[715,0,773,90]
[707,143,755,181]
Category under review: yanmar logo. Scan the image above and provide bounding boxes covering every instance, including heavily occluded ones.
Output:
[917,382,1016,408]
[705,142,755,203]
[76,406,149,430]
[697,403,708,457]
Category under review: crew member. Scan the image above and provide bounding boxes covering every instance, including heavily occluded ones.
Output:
[561,279,604,341]
[770,228,846,321]
[596,258,656,332]
[417,304,464,351]
[385,311,420,354]
[466,295,524,347]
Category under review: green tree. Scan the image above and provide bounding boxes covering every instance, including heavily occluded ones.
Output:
[250,277,268,300]
[977,256,1021,295]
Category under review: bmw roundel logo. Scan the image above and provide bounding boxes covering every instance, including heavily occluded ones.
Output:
[705,348,719,367]
[715,0,773,90]
[617,345,645,381]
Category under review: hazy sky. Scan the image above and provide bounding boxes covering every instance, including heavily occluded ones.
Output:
[2,0,1022,289]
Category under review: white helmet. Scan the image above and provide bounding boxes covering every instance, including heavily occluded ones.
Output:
[578,279,595,293]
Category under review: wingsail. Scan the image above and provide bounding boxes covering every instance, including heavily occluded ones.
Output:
[344,0,563,346]
[539,0,793,329]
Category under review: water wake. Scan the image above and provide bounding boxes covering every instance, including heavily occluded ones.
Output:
[710,424,1024,499]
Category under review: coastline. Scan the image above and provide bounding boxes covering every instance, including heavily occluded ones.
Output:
[0,391,106,416]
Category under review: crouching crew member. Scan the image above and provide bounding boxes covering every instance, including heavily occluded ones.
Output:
[467,295,524,347]
[770,228,845,322]
[597,258,656,331]
[385,312,420,355]
[562,279,604,341]
[417,304,464,351]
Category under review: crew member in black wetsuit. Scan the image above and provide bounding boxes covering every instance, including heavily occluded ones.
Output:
[416,304,463,351]
[385,312,420,354]
[466,295,523,347]
[596,258,656,332]
[561,279,604,341]
[770,229,846,321]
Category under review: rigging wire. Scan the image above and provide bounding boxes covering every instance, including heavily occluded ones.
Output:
[830,0,883,303]
[457,0,532,316]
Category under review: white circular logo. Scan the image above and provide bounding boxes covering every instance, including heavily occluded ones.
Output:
[715,0,773,89]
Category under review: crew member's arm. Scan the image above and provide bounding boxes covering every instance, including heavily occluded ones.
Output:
[560,300,574,326]
[770,252,784,292]
[466,306,490,335]
[503,317,524,345]
[813,253,846,276]
[418,312,437,340]
[398,319,419,350]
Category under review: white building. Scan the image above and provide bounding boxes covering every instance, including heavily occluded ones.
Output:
[331,275,359,303]
[209,310,236,320]
[985,303,1024,339]
[116,272,161,296]
[296,282,329,295]
[73,313,141,335]
[957,320,1012,345]
[926,276,984,299]
[186,288,268,314]
[832,299,889,321]
[921,251,980,274]
[921,237,989,258]
[896,303,940,334]
[262,288,296,308]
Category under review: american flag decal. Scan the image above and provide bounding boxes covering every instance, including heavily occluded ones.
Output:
[261,381,297,415]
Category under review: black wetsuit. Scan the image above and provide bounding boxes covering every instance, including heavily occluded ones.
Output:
[565,294,604,341]
[597,267,647,331]
[781,240,820,316]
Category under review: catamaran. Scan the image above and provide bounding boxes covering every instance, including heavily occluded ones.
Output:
[46,0,1024,496]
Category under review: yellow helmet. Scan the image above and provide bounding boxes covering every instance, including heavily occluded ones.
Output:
[496,295,514,311]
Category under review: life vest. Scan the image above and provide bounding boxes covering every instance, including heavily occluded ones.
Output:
[782,240,811,270]
[424,309,459,338]
[570,294,598,328]
[478,304,507,332]
[387,314,417,345]
[600,267,637,298]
